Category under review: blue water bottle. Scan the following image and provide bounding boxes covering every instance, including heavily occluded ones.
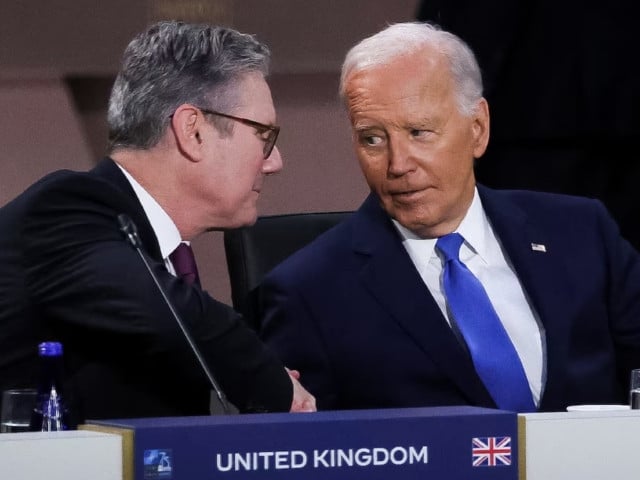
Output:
[30,341,71,431]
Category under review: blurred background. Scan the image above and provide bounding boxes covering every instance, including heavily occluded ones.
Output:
[0,0,419,302]
[1,0,638,304]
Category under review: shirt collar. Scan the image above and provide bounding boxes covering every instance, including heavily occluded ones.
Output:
[393,187,491,262]
[115,163,182,260]
[456,188,491,263]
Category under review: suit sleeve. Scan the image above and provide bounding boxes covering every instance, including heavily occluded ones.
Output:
[258,270,338,410]
[20,173,292,413]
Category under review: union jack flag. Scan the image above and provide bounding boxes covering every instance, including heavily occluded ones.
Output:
[471,436,512,467]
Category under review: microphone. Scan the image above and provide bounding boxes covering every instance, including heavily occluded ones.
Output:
[117,213,230,414]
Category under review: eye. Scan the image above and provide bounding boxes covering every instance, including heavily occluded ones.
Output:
[410,128,431,139]
[365,135,383,146]
[254,127,271,140]
[357,131,385,147]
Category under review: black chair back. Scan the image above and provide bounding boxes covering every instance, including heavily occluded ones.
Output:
[224,211,352,329]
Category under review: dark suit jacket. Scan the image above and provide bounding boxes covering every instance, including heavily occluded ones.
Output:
[0,158,292,423]
[258,186,640,411]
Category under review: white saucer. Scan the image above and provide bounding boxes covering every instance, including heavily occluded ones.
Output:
[566,404,630,412]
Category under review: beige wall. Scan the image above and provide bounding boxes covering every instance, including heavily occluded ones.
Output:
[0,79,95,202]
[0,1,420,304]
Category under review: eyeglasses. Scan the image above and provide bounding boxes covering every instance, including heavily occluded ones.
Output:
[198,107,280,159]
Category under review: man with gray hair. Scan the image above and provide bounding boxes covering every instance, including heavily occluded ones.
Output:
[258,22,640,412]
[0,21,315,422]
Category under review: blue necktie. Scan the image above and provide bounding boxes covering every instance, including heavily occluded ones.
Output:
[436,233,535,412]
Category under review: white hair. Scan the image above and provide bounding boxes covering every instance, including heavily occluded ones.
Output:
[340,22,483,116]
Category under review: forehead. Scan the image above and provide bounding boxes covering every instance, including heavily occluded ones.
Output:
[344,49,454,121]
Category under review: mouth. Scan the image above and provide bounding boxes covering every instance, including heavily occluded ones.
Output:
[253,177,264,194]
[390,188,425,202]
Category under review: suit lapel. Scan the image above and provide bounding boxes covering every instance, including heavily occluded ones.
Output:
[350,194,496,407]
[478,186,563,319]
[478,186,572,407]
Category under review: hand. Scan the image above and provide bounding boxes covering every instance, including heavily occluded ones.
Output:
[286,367,317,412]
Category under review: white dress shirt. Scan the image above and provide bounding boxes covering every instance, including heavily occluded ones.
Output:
[393,188,546,405]
[116,163,183,275]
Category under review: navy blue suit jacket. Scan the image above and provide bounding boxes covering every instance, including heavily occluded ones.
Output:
[259,186,640,411]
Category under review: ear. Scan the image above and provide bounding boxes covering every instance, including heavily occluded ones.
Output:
[470,98,490,159]
[170,104,205,162]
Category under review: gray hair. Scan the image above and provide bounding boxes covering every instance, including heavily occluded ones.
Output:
[107,21,271,151]
[340,22,483,116]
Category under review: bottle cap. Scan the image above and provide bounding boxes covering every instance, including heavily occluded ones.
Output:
[38,341,63,357]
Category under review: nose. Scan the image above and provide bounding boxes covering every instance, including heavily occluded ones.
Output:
[387,136,415,177]
[263,145,283,174]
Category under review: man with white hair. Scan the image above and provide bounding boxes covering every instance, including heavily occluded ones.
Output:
[258,22,640,413]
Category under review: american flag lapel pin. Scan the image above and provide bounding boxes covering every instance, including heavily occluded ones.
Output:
[531,243,547,252]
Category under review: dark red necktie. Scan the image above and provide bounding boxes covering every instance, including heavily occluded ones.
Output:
[169,243,200,286]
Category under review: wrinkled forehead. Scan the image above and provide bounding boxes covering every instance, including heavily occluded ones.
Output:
[343,50,454,114]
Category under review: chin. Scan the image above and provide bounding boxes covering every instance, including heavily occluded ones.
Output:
[208,208,258,231]
[392,208,435,235]
[235,209,259,228]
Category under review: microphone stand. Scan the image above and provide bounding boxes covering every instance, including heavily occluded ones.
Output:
[117,214,230,414]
